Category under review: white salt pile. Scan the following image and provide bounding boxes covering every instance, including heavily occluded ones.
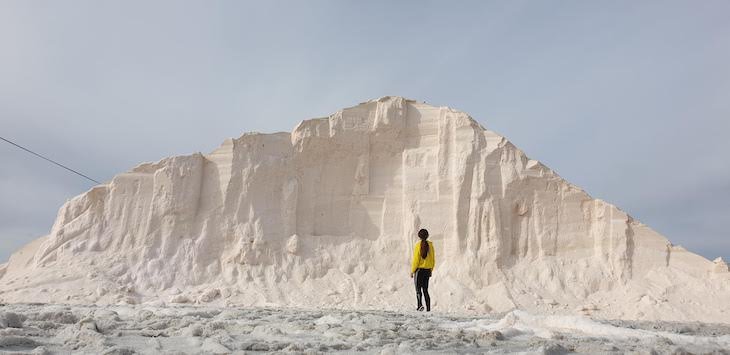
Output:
[1,96,728,323]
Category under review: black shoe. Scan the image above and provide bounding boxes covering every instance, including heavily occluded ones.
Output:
[417,306,424,311]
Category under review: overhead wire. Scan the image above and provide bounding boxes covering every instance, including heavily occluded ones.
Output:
[0,135,101,184]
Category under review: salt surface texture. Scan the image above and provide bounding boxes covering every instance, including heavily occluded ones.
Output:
[1,97,728,323]
[2,304,729,354]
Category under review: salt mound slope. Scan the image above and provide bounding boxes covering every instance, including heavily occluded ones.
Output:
[1,97,729,322]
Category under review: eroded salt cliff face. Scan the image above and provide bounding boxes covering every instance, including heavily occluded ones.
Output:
[1,97,728,322]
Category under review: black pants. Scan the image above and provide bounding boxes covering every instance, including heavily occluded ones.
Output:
[414,268,431,311]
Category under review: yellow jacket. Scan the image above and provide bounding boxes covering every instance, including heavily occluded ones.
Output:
[411,240,435,274]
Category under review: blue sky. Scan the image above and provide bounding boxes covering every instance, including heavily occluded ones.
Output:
[1,0,729,263]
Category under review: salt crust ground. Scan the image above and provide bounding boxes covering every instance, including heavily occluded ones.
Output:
[1,304,729,354]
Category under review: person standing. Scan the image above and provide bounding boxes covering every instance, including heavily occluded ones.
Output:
[410,228,435,311]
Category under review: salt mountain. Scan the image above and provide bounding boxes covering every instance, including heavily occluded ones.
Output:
[1,97,728,323]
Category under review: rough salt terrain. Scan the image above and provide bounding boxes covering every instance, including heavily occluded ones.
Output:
[1,304,729,354]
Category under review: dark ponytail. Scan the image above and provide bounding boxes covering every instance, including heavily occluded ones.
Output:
[418,229,429,259]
